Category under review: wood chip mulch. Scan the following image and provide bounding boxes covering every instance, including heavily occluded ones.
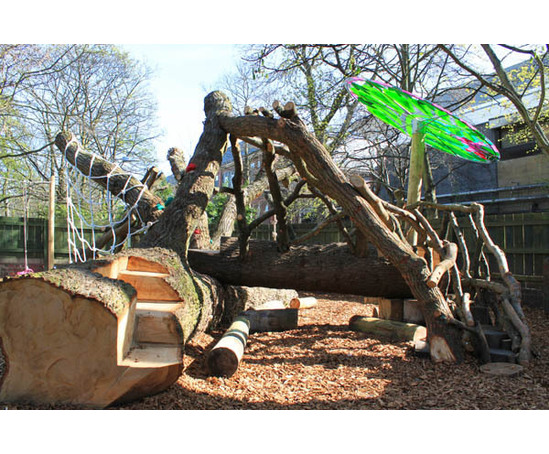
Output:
[118,291,549,410]
[4,291,549,410]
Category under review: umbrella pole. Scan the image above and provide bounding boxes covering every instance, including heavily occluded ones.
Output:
[406,122,425,246]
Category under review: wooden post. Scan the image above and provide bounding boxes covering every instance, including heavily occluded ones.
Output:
[406,123,425,245]
[207,316,250,377]
[47,175,56,270]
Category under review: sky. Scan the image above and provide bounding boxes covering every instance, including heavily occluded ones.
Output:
[121,44,242,174]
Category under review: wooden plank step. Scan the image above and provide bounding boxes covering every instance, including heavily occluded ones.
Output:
[489,348,517,363]
[482,325,511,350]
[119,270,170,278]
[120,344,182,368]
[135,302,182,345]
[117,270,180,301]
[126,256,169,274]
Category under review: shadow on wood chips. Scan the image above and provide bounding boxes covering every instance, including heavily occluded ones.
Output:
[6,291,549,410]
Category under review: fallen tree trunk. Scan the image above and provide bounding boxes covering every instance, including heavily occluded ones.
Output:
[188,238,412,298]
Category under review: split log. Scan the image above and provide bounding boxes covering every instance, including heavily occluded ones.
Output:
[0,248,209,408]
[349,316,427,343]
[207,316,250,377]
[289,297,318,309]
[240,308,298,332]
[189,238,412,298]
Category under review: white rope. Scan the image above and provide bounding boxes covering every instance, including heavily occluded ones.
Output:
[63,138,157,263]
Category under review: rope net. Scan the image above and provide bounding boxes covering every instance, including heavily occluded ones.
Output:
[64,138,154,263]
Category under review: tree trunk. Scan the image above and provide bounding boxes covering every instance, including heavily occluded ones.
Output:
[0,248,207,408]
[217,102,464,363]
[138,91,232,258]
[55,132,165,226]
[188,238,412,298]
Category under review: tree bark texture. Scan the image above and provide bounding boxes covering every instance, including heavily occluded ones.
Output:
[188,238,412,299]
[138,91,233,258]
[0,248,205,408]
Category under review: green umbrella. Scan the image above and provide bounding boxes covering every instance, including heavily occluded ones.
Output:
[347,77,500,244]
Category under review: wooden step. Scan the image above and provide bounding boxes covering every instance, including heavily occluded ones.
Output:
[482,325,511,350]
[135,302,183,345]
[126,256,169,274]
[117,270,180,301]
[489,348,517,363]
[120,344,182,368]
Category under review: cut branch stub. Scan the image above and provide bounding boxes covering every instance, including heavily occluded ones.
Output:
[272,100,297,119]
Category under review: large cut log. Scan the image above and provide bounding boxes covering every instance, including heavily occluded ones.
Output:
[0,248,222,408]
[189,238,412,298]
[240,308,299,332]
[349,316,427,343]
[207,316,250,377]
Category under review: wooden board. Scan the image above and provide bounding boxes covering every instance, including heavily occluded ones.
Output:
[135,302,182,344]
[480,362,523,377]
[117,270,180,301]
